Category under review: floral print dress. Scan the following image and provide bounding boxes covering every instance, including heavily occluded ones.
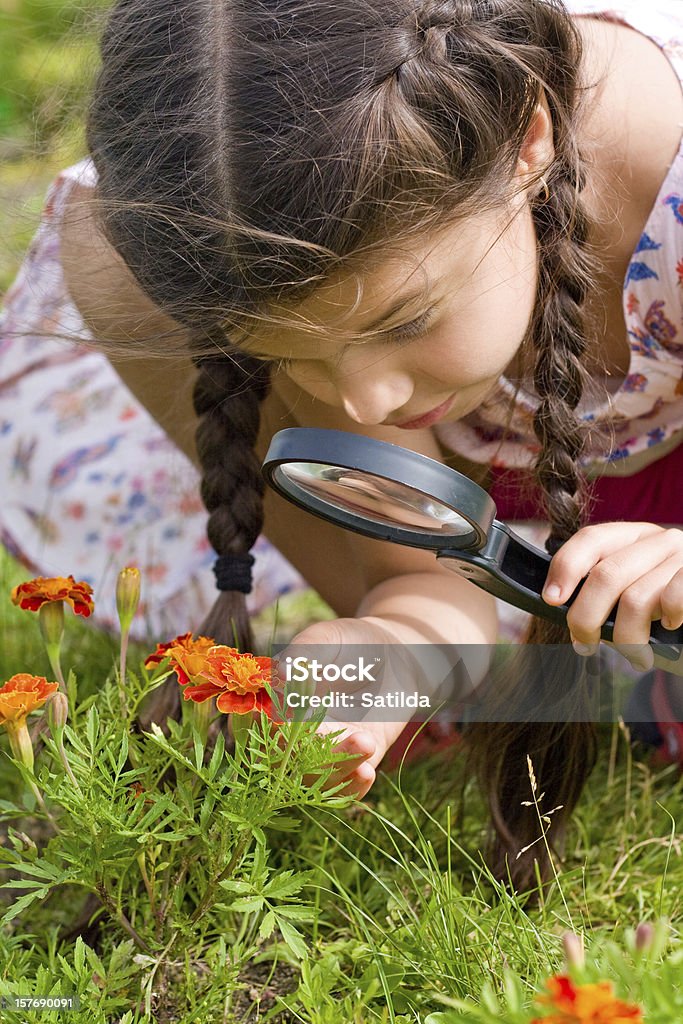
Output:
[0,161,306,640]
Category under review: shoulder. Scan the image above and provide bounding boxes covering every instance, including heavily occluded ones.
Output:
[573,12,683,301]
[59,178,187,349]
[576,14,683,228]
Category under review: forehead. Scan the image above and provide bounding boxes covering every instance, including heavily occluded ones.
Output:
[260,204,514,339]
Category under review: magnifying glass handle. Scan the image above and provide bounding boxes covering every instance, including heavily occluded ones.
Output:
[437,522,683,662]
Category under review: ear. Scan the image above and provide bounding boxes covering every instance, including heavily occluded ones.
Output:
[515,93,555,187]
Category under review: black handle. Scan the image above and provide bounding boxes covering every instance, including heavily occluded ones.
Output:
[438,523,683,661]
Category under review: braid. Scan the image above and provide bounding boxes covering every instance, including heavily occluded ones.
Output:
[191,339,272,651]
[531,160,592,557]
[466,160,601,894]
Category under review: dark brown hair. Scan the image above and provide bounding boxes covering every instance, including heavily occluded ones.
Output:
[87,0,602,890]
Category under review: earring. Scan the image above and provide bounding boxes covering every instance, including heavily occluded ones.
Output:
[537,175,550,204]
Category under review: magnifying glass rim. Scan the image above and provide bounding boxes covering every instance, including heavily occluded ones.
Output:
[262,427,496,551]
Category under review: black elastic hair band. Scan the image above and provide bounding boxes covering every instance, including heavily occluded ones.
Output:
[213,553,255,594]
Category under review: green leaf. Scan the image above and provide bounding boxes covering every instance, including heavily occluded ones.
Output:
[229,896,265,913]
[266,814,302,832]
[116,733,129,775]
[207,731,225,780]
[193,731,203,771]
[274,906,315,922]
[86,705,100,752]
[258,910,277,940]
[277,917,309,960]
[74,936,86,975]
[1,886,50,923]
[219,880,252,894]
[264,869,311,900]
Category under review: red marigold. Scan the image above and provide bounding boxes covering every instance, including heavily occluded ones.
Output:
[184,646,279,717]
[144,633,216,685]
[0,674,60,728]
[11,576,94,617]
[531,975,643,1024]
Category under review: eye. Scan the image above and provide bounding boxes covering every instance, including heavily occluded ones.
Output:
[386,309,435,343]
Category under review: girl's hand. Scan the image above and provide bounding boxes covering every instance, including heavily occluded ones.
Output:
[541,522,683,673]
[264,616,415,799]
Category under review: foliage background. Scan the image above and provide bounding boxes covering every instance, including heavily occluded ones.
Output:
[0,0,107,294]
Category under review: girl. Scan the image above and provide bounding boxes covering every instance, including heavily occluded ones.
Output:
[3,0,683,889]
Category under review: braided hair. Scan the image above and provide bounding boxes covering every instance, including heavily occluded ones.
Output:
[88,0,604,888]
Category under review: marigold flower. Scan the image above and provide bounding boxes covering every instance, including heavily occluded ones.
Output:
[11,575,94,617]
[531,975,643,1024]
[144,632,216,685]
[184,646,279,717]
[0,674,60,727]
[0,675,59,774]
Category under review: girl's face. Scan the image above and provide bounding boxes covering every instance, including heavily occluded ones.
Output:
[242,190,539,430]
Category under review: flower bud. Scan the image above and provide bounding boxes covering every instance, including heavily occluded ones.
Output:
[635,922,655,953]
[116,567,141,634]
[48,692,69,732]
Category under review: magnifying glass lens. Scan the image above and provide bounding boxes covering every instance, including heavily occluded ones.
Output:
[277,462,474,537]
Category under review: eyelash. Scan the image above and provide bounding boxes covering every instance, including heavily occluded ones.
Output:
[251,309,435,373]
[386,309,435,343]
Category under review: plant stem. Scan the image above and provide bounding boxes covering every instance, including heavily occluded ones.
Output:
[190,830,252,926]
[95,880,150,952]
[137,851,156,916]
[119,629,130,718]
[56,735,81,793]
[45,644,67,691]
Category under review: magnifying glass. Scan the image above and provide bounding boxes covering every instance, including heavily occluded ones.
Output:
[262,427,683,660]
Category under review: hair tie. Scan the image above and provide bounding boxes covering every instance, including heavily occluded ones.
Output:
[213,553,255,594]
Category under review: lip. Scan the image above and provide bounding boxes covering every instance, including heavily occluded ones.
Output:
[392,394,456,430]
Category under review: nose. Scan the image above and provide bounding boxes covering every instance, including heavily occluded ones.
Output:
[335,361,415,426]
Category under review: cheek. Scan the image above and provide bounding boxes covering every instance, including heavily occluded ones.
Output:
[422,254,537,387]
[284,361,340,404]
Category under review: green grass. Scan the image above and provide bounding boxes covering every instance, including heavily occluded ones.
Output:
[0,548,681,1022]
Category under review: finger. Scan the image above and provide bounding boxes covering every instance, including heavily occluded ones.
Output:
[563,531,683,645]
[337,760,376,800]
[608,558,683,669]
[302,725,377,791]
[542,522,663,605]
[660,566,683,630]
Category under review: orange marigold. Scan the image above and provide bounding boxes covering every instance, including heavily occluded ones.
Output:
[144,633,216,685]
[184,646,278,717]
[11,575,94,617]
[0,674,60,727]
[531,975,644,1024]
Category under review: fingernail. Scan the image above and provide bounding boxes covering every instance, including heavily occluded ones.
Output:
[543,584,562,602]
[573,641,598,657]
[661,617,677,631]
